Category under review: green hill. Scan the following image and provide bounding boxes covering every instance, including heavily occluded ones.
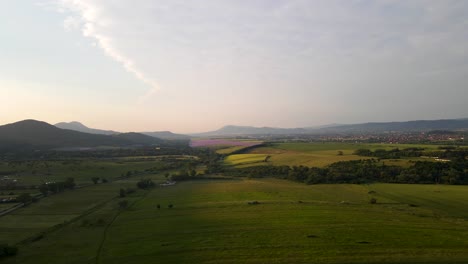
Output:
[0,120,159,152]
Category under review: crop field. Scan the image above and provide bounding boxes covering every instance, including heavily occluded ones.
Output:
[0,158,187,186]
[189,139,263,154]
[0,182,125,244]
[226,142,445,168]
[4,178,468,264]
[224,154,270,167]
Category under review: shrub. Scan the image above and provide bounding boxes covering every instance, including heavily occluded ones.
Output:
[119,188,126,198]
[118,200,129,209]
[0,244,18,257]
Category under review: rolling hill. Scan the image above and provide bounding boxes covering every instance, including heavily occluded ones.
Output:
[0,120,160,152]
[55,121,117,135]
[312,118,468,134]
[192,125,308,136]
[55,121,188,140]
[193,118,468,136]
[142,131,190,140]
[113,132,162,145]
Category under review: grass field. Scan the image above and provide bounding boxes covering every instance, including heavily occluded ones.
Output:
[0,182,123,244]
[225,142,444,168]
[4,178,468,264]
[0,156,193,186]
[188,138,263,155]
[224,154,270,167]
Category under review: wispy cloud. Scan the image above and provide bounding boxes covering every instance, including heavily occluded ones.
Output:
[57,0,160,98]
[46,0,468,126]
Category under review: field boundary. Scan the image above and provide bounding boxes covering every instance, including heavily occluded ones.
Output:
[95,189,151,264]
[16,195,119,246]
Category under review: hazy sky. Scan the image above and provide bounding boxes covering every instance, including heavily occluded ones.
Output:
[1,1,467,133]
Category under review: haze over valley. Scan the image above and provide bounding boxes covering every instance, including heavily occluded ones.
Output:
[1,1,468,263]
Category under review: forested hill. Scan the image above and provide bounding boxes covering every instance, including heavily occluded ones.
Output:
[55,121,117,135]
[0,120,160,152]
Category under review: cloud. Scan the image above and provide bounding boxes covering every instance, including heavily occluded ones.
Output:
[49,0,468,124]
[63,16,80,31]
[57,0,160,98]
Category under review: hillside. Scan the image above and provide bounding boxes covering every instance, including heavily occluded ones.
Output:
[193,118,468,136]
[0,120,157,152]
[55,121,117,135]
[143,131,190,140]
[313,118,468,134]
[193,125,308,136]
[113,132,162,145]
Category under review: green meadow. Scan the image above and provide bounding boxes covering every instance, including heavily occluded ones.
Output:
[4,177,468,264]
[225,142,443,168]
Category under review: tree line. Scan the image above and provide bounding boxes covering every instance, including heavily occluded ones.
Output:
[226,157,467,185]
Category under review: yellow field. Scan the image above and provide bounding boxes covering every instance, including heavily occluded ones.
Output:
[224,154,270,167]
[225,142,442,168]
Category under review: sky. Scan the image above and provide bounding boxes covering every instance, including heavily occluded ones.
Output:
[0,0,467,133]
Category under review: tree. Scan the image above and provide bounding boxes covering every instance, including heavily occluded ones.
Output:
[337,151,344,156]
[119,188,126,198]
[91,177,100,184]
[189,169,197,177]
[101,178,108,183]
[0,244,18,257]
[137,179,154,189]
[64,177,75,189]
[118,200,128,209]
[16,193,33,203]
[39,184,48,196]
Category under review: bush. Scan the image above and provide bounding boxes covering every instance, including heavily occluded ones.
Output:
[91,177,100,184]
[137,179,154,189]
[119,188,126,198]
[369,198,377,204]
[118,200,129,209]
[0,244,18,257]
[16,193,32,203]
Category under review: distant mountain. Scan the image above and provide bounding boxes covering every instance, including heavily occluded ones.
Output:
[192,118,468,137]
[192,125,308,136]
[0,120,160,152]
[313,118,468,134]
[55,121,117,135]
[113,132,162,145]
[304,123,343,130]
[55,121,187,140]
[142,131,190,140]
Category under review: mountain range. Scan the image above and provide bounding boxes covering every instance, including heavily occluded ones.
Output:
[55,121,117,135]
[0,118,467,152]
[193,118,468,136]
[55,121,189,140]
[310,118,468,134]
[0,120,161,152]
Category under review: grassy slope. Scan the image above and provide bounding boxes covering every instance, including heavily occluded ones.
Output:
[0,183,120,244]
[0,159,167,185]
[370,183,468,219]
[6,179,468,264]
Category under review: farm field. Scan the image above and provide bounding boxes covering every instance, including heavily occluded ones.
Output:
[0,182,126,245]
[189,138,263,154]
[4,178,468,264]
[224,154,270,167]
[0,156,193,186]
[225,142,444,168]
